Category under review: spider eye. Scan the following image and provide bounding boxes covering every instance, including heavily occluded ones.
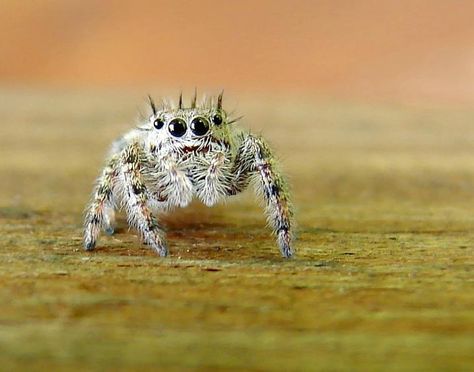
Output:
[153,118,165,129]
[168,118,187,137]
[190,117,210,136]
[211,113,223,125]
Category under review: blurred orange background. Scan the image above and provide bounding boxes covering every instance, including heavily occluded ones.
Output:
[1,0,473,105]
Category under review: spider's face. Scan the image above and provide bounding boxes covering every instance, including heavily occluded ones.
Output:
[146,94,233,152]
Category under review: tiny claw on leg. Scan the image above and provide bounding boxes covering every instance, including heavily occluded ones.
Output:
[103,207,116,235]
[104,226,115,236]
[83,224,99,251]
[278,229,293,258]
[147,239,168,257]
[135,224,168,256]
[84,239,96,251]
[159,246,168,257]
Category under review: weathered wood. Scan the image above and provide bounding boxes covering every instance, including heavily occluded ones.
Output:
[0,91,473,370]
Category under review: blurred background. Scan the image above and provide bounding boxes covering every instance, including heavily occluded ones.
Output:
[1,2,474,370]
[1,0,474,105]
[1,0,474,214]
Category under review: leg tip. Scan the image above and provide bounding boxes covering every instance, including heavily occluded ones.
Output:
[277,230,294,258]
[148,240,168,257]
[159,248,168,257]
[157,243,169,257]
[281,246,294,258]
[84,241,96,251]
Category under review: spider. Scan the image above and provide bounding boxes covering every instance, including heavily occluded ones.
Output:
[83,92,294,258]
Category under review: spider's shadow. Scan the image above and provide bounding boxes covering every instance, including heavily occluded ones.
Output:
[109,208,278,260]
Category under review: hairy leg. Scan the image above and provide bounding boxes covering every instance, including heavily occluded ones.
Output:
[231,134,294,258]
[119,142,168,256]
[83,157,119,250]
[193,152,231,206]
[153,154,193,209]
[103,206,116,235]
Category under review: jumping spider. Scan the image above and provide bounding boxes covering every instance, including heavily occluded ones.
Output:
[83,92,294,257]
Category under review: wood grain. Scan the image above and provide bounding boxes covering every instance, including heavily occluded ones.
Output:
[0,90,473,370]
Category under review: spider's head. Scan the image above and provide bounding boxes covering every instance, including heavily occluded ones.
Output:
[144,92,237,152]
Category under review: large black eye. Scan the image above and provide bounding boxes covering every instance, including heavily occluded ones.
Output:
[168,118,187,137]
[190,117,210,136]
[211,113,223,125]
[153,118,165,129]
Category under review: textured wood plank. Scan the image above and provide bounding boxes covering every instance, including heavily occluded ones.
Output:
[0,90,473,371]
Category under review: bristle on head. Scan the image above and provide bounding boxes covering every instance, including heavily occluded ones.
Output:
[191,88,197,109]
[217,90,224,109]
[147,91,227,112]
[147,94,157,115]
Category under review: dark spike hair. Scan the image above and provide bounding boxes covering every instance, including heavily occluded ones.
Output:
[147,94,157,115]
[217,90,224,109]
[191,88,197,109]
[178,92,183,109]
[228,115,244,125]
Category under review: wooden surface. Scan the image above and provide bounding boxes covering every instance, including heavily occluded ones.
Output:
[0,90,473,370]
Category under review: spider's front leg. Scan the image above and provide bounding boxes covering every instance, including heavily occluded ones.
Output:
[118,142,168,256]
[84,157,119,250]
[232,134,295,258]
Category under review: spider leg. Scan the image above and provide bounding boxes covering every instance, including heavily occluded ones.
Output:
[83,156,119,250]
[103,206,116,235]
[194,152,230,206]
[231,134,294,258]
[118,142,168,256]
[156,154,193,208]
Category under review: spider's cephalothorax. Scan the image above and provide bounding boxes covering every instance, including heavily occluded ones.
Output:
[83,92,294,258]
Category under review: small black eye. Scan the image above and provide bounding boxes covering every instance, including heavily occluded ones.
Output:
[168,118,187,137]
[153,118,165,129]
[190,117,210,136]
[211,113,223,125]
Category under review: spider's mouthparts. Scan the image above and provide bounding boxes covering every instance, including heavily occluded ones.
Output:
[182,145,210,154]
